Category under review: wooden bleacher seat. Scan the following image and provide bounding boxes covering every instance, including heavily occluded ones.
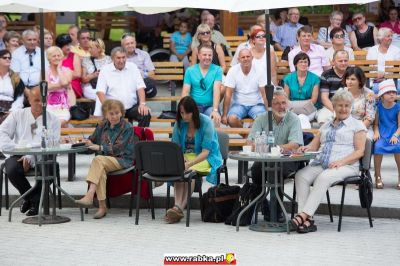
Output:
[353,50,368,60]
[7,21,36,34]
[348,60,378,79]
[79,14,136,40]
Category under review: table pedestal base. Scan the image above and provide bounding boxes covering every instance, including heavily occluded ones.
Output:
[249,221,289,233]
[22,215,71,225]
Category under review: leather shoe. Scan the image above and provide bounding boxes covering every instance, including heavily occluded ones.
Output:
[75,197,93,207]
[26,205,39,216]
[20,200,31,213]
[93,210,107,219]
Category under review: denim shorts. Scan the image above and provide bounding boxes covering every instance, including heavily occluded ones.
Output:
[197,104,215,116]
[227,103,266,119]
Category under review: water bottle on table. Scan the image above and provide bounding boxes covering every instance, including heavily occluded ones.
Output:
[267,131,275,153]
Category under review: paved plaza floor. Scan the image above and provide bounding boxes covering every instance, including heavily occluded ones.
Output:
[1,86,400,265]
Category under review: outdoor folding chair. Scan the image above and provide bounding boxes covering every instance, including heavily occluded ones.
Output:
[216,131,229,185]
[134,141,200,227]
[291,138,374,232]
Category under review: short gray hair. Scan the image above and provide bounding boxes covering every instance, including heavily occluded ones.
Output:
[332,89,354,105]
[22,29,38,39]
[330,11,343,20]
[377,27,392,43]
[272,86,288,100]
[110,46,126,58]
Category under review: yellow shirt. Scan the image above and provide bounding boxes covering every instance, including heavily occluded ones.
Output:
[71,46,90,58]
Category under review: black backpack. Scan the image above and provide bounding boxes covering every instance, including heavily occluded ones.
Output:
[200,183,241,223]
[225,182,261,226]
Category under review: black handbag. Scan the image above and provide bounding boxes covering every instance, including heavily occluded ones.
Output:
[89,57,98,89]
[158,110,177,119]
[359,171,373,208]
[70,105,90,120]
[200,183,240,223]
[225,182,261,226]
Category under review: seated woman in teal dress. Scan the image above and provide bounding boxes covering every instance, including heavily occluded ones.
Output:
[283,52,320,128]
[168,96,223,224]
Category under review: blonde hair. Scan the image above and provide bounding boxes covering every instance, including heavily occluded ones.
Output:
[102,99,125,117]
[46,46,63,59]
[89,38,106,57]
[194,24,211,42]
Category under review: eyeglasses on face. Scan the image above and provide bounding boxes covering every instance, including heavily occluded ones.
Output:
[334,34,345,39]
[199,31,211,36]
[255,34,266,39]
[353,16,363,22]
[0,56,11,60]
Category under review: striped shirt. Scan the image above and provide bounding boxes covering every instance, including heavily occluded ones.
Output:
[320,68,345,99]
[313,116,366,167]
[248,111,303,146]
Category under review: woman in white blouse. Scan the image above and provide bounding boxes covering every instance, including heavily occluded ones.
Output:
[81,39,112,100]
[291,89,366,233]
[0,49,25,124]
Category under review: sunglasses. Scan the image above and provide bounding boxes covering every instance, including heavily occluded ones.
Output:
[199,31,211,36]
[353,16,363,22]
[200,78,206,90]
[31,122,38,136]
[1,56,11,60]
[334,34,345,39]
[29,53,33,66]
[255,34,266,39]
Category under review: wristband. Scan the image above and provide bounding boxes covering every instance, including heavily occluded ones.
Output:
[213,108,218,112]
[140,102,146,105]
[394,133,399,138]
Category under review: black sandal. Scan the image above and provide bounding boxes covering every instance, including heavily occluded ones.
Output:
[297,218,317,234]
[289,215,304,231]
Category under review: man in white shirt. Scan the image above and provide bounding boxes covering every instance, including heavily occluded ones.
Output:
[222,49,268,128]
[288,26,330,76]
[94,47,150,127]
[11,30,46,88]
[0,86,61,216]
[121,34,157,98]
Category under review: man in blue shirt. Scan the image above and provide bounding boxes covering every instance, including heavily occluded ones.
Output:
[182,44,222,126]
[273,8,303,51]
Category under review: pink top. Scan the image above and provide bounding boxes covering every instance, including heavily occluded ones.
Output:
[380,20,400,34]
[288,43,330,77]
[47,68,69,109]
[62,52,83,98]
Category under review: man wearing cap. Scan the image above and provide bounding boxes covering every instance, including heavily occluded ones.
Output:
[121,34,157,98]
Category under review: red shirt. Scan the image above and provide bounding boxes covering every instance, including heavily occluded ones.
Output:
[380,20,400,34]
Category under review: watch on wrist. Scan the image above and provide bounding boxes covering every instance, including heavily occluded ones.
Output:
[213,108,218,112]
[140,102,146,105]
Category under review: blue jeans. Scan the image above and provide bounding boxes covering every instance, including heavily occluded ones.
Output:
[197,104,216,116]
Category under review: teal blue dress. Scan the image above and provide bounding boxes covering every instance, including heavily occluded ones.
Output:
[172,114,223,184]
[283,71,321,108]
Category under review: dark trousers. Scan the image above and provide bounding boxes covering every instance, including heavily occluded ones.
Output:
[125,104,151,127]
[5,155,55,203]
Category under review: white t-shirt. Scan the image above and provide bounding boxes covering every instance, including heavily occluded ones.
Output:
[325,46,355,62]
[94,62,146,116]
[366,44,400,73]
[224,63,267,106]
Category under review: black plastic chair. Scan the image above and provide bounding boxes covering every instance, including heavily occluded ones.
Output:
[0,159,62,216]
[134,141,200,227]
[291,138,374,232]
[216,131,229,185]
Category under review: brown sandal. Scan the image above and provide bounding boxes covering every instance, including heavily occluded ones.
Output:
[166,205,184,224]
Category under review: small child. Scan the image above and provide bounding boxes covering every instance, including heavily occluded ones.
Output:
[169,20,192,70]
[373,79,400,189]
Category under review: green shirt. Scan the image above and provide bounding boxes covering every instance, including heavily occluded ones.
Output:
[247,111,304,146]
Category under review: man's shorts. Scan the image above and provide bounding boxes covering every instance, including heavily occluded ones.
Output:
[227,103,266,120]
